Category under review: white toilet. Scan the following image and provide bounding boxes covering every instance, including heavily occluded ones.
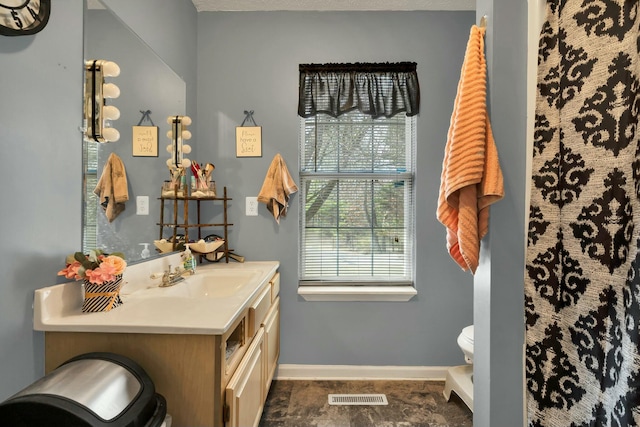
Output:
[457,325,474,364]
[443,325,474,411]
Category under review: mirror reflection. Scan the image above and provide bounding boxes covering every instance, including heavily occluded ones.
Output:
[82,0,187,263]
[83,59,122,143]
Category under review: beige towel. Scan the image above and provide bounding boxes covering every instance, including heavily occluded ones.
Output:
[94,152,129,222]
[436,25,504,274]
[257,154,298,224]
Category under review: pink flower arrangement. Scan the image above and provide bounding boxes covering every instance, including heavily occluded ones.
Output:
[58,249,127,284]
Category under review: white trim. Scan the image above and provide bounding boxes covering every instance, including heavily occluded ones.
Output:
[298,285,417,302]
[192,0,476,12]
[275,364,450,381]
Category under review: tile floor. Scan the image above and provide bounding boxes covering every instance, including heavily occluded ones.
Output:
[259,380,473,427]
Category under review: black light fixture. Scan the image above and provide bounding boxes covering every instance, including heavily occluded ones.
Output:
[166,115,192,170]
[83,60,121,143]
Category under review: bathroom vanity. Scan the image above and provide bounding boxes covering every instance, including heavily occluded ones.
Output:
[34,260,280,427]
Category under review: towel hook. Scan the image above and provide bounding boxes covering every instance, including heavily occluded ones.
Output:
[479,15,488,28]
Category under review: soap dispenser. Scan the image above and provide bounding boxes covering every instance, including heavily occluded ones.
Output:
[182,244,196,274]
[139,243,151,259]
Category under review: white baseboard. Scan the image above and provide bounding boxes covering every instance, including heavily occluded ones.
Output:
[275,364,450,381]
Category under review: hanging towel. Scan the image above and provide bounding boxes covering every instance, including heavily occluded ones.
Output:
[257,153,298,224]
[94,152,129,222]
[436,25,504,274]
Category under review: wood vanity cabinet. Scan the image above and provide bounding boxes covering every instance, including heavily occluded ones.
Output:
[225,272,280,427]
[43,271,281,427]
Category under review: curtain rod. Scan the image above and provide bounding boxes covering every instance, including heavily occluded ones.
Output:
[299,62,417,73]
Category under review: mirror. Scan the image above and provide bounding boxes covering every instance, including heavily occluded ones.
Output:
[82,0,187,263]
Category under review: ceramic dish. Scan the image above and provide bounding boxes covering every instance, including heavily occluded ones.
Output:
[190,239,224,254]
[153,240,176,253]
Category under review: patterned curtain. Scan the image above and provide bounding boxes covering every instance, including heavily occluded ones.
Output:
[526,0,640,425]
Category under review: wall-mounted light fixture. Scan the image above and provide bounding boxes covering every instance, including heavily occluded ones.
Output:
[83,59,121,143]
[166,115,192,170]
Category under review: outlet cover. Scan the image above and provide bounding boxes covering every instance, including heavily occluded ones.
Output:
[136,196,149,215]
[246,196,258,216]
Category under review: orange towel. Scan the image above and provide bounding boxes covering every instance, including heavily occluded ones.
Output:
[257,153,299,224]
[436,25,504,274]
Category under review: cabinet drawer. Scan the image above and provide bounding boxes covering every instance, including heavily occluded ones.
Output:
[270,272,280,302]
[248,284,271,337]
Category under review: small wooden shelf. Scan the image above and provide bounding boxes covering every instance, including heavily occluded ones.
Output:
[157,185,233,262]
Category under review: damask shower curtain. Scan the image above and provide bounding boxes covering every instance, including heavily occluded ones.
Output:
[525,0,640,425]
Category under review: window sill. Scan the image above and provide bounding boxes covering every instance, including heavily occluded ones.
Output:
[298,286,417,302]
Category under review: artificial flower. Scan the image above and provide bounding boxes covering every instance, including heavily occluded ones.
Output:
[58,249,126,284]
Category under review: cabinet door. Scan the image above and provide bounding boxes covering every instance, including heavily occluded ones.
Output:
[263,297,280,397]
[225,327,265,427]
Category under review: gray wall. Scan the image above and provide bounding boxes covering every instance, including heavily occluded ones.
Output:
[103,0,199,161]
[196,11,476,366]
[0,1,83,400]
[474,0,527,425]
[0,0,197,400]
[0,2,530,425]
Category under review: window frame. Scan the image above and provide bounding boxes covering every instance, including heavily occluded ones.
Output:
[297,111,417,301]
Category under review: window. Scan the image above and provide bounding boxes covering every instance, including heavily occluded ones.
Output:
[298,63,419,291]
[82,139,99,252]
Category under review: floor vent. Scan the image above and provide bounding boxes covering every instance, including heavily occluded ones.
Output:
[328,394,388,406]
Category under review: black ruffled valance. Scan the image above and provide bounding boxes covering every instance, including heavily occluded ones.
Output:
[298,62,420,119]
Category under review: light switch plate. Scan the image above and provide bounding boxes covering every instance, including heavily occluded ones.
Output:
[136,196,149,215]
[246,196,258,216]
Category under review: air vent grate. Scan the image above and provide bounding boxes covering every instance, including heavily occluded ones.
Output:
[328,394,388,405]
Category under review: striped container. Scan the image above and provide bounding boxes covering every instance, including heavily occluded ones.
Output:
[82,274,123,313]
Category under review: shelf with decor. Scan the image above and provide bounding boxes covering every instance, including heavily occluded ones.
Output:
[157,184,232,263]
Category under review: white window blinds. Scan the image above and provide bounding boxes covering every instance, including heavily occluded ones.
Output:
[299,111,416,285]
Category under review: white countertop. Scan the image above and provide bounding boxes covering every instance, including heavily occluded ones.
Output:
[34,260,279,335]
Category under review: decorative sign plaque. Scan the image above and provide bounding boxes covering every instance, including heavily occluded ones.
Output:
[132,126,158,157]
[236,126,262,157]
[132,110,158,157]
[236,110,262,157]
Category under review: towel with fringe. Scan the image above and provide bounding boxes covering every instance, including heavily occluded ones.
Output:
[94,152,129,222]
[436,25,504,274]
[257,153,298,224]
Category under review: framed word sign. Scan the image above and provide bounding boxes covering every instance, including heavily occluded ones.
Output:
[132,126,158,157]
[236,126,262,157]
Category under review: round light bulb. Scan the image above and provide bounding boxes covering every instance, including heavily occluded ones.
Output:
[182,158,191,168]
[166,158,174,168]
[166,144,174,153]
[181,116,192,126]
[103,127,120,142]
[103,105,120,120]
[102,61,120,77]
[182,144,191,154]
[103,83,120,99]
[166,130,174,139]
[182,130,192,140]
[167,116,180,125]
